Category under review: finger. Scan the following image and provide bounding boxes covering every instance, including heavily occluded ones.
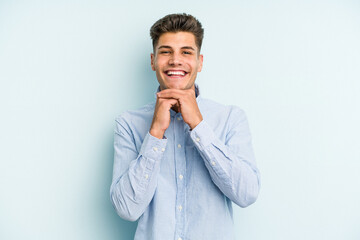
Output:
[160,88,195,96]
[157,90,186,100]
[159,98,178,107]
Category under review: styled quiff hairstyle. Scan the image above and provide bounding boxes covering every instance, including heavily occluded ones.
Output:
[150,13,204,53]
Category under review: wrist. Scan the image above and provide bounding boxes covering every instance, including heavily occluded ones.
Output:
[149,128,165,139]
[189,117,203,130]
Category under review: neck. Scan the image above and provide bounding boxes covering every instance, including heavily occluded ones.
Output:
[171,104,180,113]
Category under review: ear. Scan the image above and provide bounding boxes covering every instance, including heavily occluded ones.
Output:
[197,54,204,72]
[151,53,156,71]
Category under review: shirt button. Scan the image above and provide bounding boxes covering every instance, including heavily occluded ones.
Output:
[178,238,182,240]
[196,137,200,142]
[177,144,182,148]
[152,147,158,151]
[177,117,181,121]
[211,161,216,166]
[178,205,183,211]
[161,148,165,152]
[179,174,183,180]
[145,174,149,179]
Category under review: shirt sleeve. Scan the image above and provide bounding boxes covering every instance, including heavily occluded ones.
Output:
[189,107,260,207]
[110,115,167,221]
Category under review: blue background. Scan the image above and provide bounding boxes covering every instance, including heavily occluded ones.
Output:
[1,0,359,239]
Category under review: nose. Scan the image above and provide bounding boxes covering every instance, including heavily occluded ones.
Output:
[168,52,182,66]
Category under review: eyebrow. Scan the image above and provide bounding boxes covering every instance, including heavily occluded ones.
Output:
[181,46,195,51]
[157,45,171,50]
[157,45,196,51]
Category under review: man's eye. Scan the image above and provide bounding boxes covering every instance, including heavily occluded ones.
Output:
[160,51,170,54]
[183,51,192,55]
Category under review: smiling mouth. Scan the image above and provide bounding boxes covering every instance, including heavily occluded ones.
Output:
[165,70,188,77]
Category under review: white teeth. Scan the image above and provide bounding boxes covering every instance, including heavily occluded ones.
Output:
[167,71,185,76]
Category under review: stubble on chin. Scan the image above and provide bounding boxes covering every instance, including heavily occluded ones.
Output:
[160,85,193,91]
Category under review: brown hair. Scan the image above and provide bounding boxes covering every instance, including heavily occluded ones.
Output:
[150,13,204,53]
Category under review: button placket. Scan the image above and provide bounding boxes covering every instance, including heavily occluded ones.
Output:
[174,113,186,237]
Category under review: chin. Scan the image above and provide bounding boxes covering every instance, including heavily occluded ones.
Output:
[160,81,194,91]
[163,84,185,90]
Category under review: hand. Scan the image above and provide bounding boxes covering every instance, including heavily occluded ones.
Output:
[156,88,203,130]
[149,95,179,139]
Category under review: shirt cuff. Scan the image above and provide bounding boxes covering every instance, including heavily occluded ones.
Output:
[139,132,168,161]
[189,120,215,149]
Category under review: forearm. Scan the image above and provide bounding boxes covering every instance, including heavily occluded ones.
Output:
[110,156,161,221]
[190,120,260,207]
[110,132,167,221]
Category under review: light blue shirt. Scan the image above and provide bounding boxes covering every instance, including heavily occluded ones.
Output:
[110,85,260,240]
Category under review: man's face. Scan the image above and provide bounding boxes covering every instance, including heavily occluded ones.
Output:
[151,32,203,91]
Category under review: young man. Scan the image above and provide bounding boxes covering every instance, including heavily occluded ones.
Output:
[110,13,260,240]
